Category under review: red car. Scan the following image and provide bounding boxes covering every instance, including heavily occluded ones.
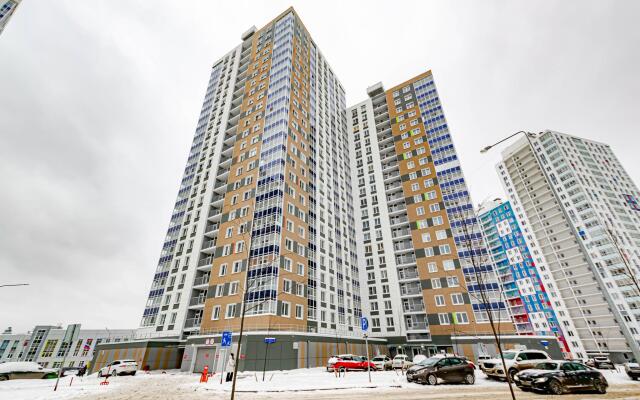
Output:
[333,356,377,371]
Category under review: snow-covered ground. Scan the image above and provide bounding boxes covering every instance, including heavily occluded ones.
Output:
[0,367,638,400]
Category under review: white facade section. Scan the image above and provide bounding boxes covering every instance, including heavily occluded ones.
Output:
[348,98,408,338]
[138,42,250,339]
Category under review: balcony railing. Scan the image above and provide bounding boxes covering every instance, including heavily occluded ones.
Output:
[189,296,206,306]
[193,276,210,287]
[184,317,202,328]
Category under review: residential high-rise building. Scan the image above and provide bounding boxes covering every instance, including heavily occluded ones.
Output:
[478,199,568,352]
[0,0,20,36]
[139,8,361,340]
[498,130,640,362]
[347,71,514,355]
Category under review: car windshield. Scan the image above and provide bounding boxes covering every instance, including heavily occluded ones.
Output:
[502,352,517,360]
[535,362,559,370]
[372,357,385,361]
[418,357,442,367]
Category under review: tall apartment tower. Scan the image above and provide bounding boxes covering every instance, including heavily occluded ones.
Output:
[0,0,20,36]
[498,130,640,362]
[139,8,361,339]
[478,199,568,351]
[347,71,514,355]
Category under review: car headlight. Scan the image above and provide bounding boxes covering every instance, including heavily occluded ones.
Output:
[534,377,549,383]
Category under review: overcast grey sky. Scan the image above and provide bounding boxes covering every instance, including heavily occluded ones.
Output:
[1,0,639,333]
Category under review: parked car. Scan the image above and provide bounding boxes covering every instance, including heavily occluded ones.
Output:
[624,362,640,380]
[332,355,376,372]
[406,356,475,385]
[370,355,392,371]
[326,354,355,372]
[480,349,551,380]
[586,354,614,369]
[392,354,413,369]
[513,360,608,394]
[60,367,80,377]
[477,354,492,364]
[97,360,138,377]
[0,362,58,381]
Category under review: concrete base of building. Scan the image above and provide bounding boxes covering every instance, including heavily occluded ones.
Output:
[89,339,184,374]
[88,333,563,374]
[182,331,388,373]
[180,332,563,373]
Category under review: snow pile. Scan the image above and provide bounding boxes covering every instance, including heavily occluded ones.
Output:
[0,374,119,400]
[190,367,506,393]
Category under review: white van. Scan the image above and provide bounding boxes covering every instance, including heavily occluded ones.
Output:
[392,354,413,369]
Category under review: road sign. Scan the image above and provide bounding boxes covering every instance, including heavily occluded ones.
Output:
[264,337,276,344]
[221,331,232,347]
[361,317,369,332]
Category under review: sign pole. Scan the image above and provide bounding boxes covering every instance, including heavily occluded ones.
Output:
[54,324,80,392]
[360,317,371,383]
[262,342,269,382]
[219,348,225,384]
[365,333,371,383]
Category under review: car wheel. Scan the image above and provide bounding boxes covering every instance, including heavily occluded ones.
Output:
[548,379,564,395]
[464,373,475,385]
[111,369,118,377]
[0,375,8,381]
[427,374,438,385]
[508,369,518,381]
[131,371,136,376]
[97,371,102,378]
[633,376,638,381]
[594,379,607,394]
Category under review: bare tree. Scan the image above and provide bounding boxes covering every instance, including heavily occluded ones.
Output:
[604,223,640,296]
[455,209,517,400]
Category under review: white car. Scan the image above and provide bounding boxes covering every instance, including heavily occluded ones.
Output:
[97,359,138,377]
[392,354,413,369]
[480,349,550,380]
[370,355,392,370]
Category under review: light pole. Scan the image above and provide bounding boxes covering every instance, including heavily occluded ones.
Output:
[0,283,29,288]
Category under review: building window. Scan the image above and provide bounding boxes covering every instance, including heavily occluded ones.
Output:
[451,293,464,305]
[225,304,237,319]
[454,312,469,324]
[438,313,450,325]
[447,276,459,287]
[427,262,437,273]
[295,305,303,319]
[435,295,445,306]
[281,302,291,317]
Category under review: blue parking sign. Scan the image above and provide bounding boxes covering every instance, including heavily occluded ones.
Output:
[221,331,232,347]
[361,317,369,332]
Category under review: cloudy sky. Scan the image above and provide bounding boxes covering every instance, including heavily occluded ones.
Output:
[1,0,638,334]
